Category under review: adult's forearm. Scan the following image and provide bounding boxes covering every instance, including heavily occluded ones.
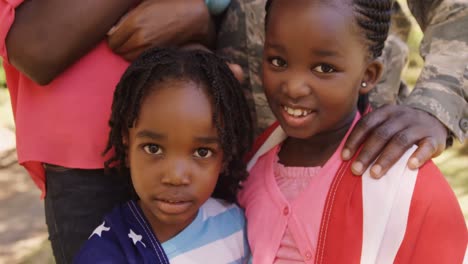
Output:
[405,0,468,141]
[197,15,217,49]
[169,0,216,48]
[183,0,216,48]
[5,0,134,85]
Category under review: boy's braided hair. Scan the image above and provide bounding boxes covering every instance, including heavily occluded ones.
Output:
[104,47,254,203]
[265,0,392,59]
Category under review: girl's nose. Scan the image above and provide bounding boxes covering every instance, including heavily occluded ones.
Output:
[282,75,312,100]
[161,159,191,186]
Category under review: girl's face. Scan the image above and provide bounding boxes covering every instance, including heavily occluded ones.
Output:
[126,79,223,242]
[263,0,379,140]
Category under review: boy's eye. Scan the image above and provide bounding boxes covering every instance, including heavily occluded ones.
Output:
[269,57,287,68]
[143,144,162,155]
[194,148,213,158]
[313,64,335,73]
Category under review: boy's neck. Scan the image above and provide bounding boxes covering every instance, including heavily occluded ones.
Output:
[278,114,355,167]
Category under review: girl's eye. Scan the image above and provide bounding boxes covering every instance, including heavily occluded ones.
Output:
[269,57,287,68]
[313,64,335,73]
[194,148,213,158]
[143,144,162,155]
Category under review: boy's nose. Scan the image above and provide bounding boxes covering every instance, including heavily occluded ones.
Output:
[161,159,191,186]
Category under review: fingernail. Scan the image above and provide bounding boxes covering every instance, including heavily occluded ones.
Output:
[408,158,419,170]
[352,162,363,175]
[371,165,382,178]
[107,26,116,35]
[342,148,351,160]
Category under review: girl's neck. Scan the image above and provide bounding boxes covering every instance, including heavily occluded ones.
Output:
[278,113,355,167]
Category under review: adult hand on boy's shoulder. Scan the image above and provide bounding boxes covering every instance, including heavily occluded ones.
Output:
[107,0,214,61]
[342,105,448,178]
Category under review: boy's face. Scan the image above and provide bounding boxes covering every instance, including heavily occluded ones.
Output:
[262,0,373,140]
[126,79,223,242]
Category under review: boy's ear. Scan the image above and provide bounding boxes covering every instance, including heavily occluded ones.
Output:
[360,60,384,94]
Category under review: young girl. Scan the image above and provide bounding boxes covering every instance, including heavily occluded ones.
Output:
[74,48,253,263]
[239,1,467,263]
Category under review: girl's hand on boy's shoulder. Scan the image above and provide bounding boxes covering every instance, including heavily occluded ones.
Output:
[107,0,213,61]
[342,105,448,178]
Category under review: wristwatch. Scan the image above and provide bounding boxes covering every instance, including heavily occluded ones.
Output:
[205,0,231,15]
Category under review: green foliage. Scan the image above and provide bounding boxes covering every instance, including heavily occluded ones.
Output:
[0,57,6,89]
[434,142,468,221]
[397,0,424,89]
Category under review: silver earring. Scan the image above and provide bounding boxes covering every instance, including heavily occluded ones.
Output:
[361,82,367,88]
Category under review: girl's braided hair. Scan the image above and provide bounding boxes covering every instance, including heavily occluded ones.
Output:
[265,0,392,59]
[104,47,254,203]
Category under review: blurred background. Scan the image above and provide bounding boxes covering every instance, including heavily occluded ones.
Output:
[0,1,467,263]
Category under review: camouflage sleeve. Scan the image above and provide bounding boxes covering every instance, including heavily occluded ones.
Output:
[405,0,468,141]
[369,2,410,109]
[215,0,274,136]
[369,34,410,109]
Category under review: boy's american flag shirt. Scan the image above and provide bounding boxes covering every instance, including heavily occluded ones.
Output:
[74,198,250,264]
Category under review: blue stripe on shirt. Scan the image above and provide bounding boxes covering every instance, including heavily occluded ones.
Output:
[162,199,246,257]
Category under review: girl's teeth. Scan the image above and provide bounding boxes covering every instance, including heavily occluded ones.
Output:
[284,106,311,117]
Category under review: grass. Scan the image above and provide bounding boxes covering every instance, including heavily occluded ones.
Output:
[0,58,5,88]
[434,142,468,220]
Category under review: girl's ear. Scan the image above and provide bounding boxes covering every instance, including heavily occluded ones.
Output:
[360,60,384,94]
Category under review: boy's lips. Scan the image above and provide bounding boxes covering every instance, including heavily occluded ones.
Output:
[152,193,194,215]
[154,198,194,215]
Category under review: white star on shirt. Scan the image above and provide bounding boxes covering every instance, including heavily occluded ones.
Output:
[89,221,110,239]
[128,229,146,248]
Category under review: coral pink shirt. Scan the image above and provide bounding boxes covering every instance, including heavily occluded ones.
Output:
[238,114,359,264]
[0,1,129,197]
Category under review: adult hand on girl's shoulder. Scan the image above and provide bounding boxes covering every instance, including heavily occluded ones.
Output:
[107,0,214,61]
[342,105,448,178]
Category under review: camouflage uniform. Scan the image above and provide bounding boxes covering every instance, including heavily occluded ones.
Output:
[369,2,411,108]
[216,0,270,136]
[217,0,468,141]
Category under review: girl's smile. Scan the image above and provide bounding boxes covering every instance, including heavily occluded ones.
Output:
[282,105,314,118]
[280,104,317,128]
